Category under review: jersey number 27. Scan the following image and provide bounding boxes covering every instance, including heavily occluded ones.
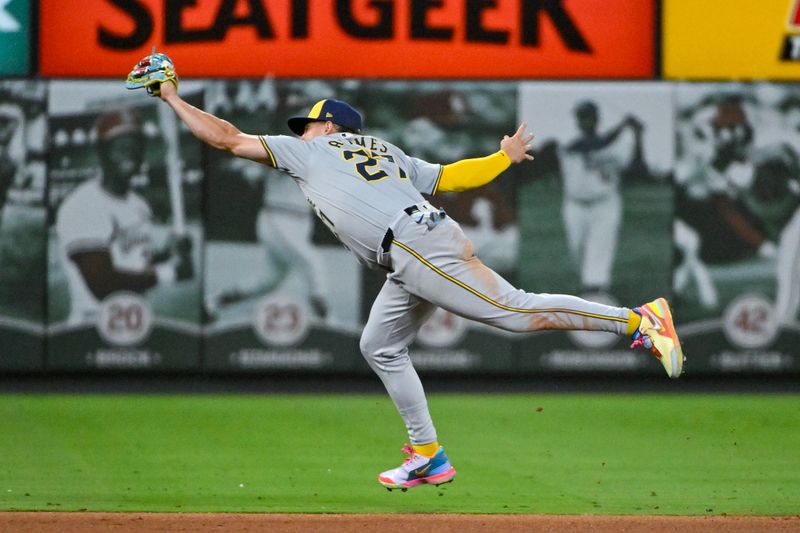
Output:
[343,148,407,182]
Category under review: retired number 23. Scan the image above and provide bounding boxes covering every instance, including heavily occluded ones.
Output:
[263,303,299,333]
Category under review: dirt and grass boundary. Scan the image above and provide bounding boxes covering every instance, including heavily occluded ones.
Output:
[2,513,800,533]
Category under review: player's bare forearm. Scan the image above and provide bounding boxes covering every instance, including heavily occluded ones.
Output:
[158,82,269,163]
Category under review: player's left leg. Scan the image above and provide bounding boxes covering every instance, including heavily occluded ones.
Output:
[359,279,457,490]
[388,214,683,377]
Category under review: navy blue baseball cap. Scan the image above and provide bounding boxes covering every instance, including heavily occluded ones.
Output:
[287,98,363,135]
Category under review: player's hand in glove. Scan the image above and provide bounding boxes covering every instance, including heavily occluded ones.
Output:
[126,48,178,98]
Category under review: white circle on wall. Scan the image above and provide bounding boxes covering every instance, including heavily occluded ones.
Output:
[417,308,468,348]
[722,293,779,349]
[96,291,153,347]
[253,294,310,347]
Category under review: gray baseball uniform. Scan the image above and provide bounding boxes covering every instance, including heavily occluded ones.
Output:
[262,132,632,444]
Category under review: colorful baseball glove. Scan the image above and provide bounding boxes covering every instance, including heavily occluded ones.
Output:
[126,49,178,97]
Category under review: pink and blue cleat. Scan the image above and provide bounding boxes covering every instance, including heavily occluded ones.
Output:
[379,444,456,491]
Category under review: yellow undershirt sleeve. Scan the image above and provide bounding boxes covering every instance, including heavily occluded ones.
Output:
[434,150,511,194]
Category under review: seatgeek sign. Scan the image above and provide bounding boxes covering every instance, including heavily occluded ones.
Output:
[40,0,654,79]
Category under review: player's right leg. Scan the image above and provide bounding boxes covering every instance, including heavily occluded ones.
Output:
[359,279,456,490]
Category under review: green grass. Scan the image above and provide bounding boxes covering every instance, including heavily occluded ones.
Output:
[1,394,798,515]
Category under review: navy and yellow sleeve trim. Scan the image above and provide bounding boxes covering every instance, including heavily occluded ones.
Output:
[431,165,445,196]
[258,135,277,168]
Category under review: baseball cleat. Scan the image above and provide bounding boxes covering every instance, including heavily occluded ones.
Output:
[631,297,685,378]
[379,444,456,490]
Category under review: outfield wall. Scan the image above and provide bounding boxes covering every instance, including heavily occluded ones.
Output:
[0,1,798,375]
[0,79,797,376]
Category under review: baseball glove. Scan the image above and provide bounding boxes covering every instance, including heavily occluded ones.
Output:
[126,49,178,97]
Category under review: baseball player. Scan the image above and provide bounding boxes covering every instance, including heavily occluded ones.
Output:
[55,108,193,325]
[558,100,646,296]
[128,52,685,491]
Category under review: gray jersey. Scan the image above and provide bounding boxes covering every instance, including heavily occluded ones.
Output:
[260,132,442,267]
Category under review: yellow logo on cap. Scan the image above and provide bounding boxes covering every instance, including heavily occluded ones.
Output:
[307,100,327,119]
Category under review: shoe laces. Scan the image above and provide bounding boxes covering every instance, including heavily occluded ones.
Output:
[630,332,653,351]
[401,443,416,463]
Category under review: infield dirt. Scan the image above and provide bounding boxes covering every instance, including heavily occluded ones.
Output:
[1,513,799,532]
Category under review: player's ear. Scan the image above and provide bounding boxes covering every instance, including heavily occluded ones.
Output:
[325,121,336,135]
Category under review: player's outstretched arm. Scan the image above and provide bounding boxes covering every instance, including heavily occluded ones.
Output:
[157,81,268,164]
[126,52,270,164]
[436,123,534,193]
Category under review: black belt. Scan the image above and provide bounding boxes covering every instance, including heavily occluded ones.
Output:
[381,205,436,253]
[381,206,419,253]
[380,228,394,253]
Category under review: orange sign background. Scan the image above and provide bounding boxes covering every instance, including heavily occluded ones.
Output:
[40,0,654,79]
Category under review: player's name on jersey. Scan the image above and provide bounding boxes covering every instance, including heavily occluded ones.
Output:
[329,136,390,154]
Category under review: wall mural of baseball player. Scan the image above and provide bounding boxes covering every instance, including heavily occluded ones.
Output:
[352,81,521,373]
[673,83,800,373]
[128,51,684,493]
[201,78,363,373]
[46,81,204,371]
[517,82,674,366]
[0,81,48,371]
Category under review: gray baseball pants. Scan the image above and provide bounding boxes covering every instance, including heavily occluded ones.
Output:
[360,203,632,445]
